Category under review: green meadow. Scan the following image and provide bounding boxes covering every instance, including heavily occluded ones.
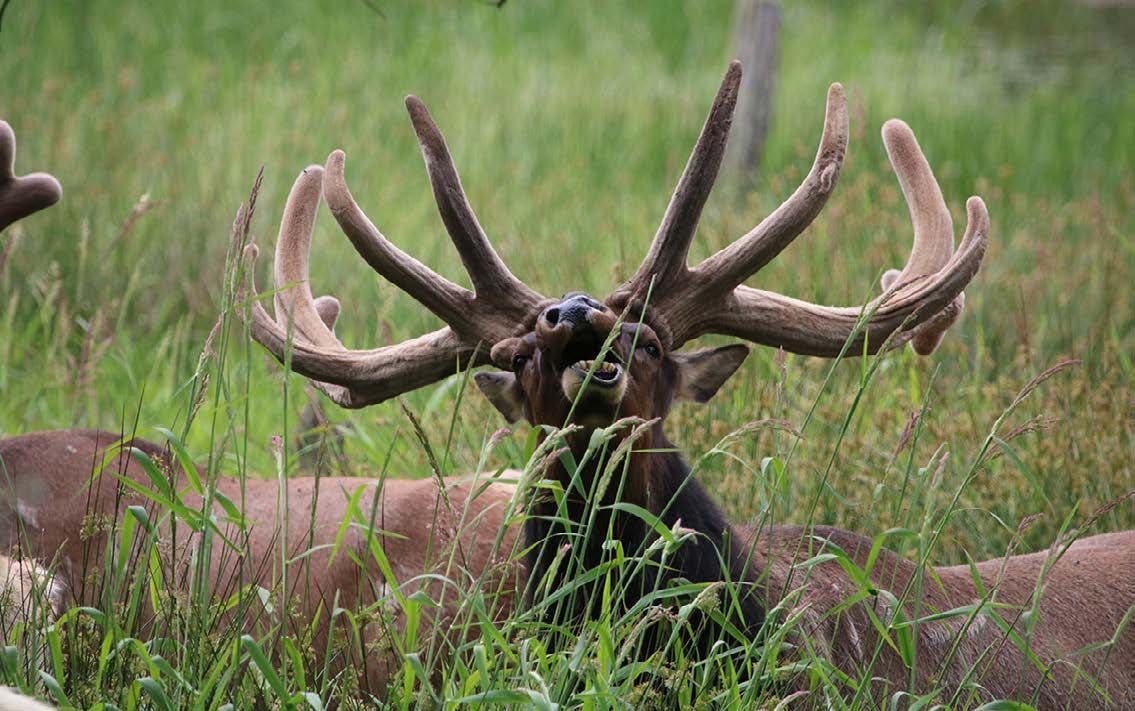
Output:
[0,1,1131,707]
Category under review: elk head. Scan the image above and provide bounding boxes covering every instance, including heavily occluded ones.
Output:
[241,61,989,443]
[475,295,748,430]
[0,120,62,233]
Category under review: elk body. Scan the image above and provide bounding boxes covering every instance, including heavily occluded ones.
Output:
[237,61,1134,707]
[0,429,521,695]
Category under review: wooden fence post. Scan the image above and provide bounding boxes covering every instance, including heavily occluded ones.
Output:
[729,0,781,184]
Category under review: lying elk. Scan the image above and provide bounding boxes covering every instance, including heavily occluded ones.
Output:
[0,121,72,710]
[0,120,66,631]
[0,123,520,698]
[240,61,1134,707]
[0,431,521,687]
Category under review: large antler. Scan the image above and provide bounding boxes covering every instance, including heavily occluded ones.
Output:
[243,99,546,408]
[0,121,62,233]
[607,61,988,356]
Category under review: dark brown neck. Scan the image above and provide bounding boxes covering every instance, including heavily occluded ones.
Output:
[523,424,765,642]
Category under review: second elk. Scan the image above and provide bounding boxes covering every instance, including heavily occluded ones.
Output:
[245,60,1135,707]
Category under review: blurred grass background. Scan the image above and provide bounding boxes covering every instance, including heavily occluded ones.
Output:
[1,0,1132,561]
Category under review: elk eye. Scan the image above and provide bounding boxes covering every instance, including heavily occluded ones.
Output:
[511,354,529,371]
[643,343,661,359]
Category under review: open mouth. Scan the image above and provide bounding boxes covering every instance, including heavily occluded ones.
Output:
[559,331,627,406]
[569,358,623,387]
[560,332,623,386]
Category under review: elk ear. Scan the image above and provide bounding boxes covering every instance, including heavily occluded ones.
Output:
[474,371,526,423]
[671,344,750,403]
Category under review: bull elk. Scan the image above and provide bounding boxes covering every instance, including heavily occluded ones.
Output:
[0,123,520,698]
[240,61,1134,707]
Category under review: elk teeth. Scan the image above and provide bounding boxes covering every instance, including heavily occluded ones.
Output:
[573,360,618,375]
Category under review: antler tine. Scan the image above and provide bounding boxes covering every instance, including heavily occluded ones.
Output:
[880,120,954,280]
[691,82,848,296]
[272,164,346,349]
[604,76,848,349]
[878,119,961,355]
[237,176,356,405]
[610,61,742,304]
[312,295,341,332]
[322,150,472,328]
[0,120,63,232]
[262,164,464,406]
[405,96,543,308]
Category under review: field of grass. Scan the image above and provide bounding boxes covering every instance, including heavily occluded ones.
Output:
[1,1,1132,708]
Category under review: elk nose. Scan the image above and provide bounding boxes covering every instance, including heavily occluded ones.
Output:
[543,294,602,329]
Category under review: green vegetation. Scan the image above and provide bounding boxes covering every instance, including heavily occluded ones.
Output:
[1,1,1131,707]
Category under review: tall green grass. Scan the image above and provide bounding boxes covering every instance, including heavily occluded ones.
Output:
[0,0,1131,707]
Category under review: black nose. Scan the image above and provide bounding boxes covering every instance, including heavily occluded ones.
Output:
[543,294,602,328]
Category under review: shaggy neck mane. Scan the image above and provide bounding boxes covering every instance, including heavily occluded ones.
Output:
[524,423,765,641]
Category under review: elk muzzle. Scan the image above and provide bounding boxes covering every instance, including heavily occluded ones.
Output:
[537,294,627,415]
